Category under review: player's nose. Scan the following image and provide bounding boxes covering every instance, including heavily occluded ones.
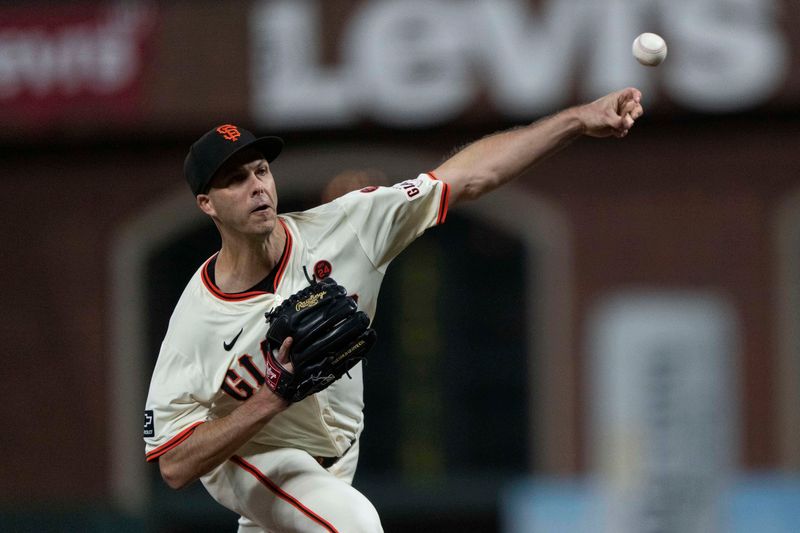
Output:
[248,172,267,196]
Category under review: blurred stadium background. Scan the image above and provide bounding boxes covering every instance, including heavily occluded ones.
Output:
[1,0,799,531]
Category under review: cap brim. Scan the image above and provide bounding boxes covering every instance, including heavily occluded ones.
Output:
[248,136,284,163]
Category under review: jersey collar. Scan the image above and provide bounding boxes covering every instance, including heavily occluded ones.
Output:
[201,218,293,301]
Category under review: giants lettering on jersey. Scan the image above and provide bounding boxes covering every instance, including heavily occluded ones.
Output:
[221,339,283,401]
[221,346,269,400]
[392,178,422,201]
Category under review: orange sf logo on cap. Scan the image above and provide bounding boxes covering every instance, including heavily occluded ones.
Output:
[216,124,241,142]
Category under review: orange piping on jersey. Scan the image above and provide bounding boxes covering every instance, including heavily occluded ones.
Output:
[272,218,292,292]
[426,171,450,225]
[145,421,205,462]
[231,455,340,532]
[201,254,268,301]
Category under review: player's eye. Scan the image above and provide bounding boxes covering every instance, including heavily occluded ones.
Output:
[226,173,247,186]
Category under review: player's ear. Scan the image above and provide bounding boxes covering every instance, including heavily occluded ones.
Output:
[196,194,216,217]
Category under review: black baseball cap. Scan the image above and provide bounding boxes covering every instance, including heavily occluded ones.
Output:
[184,124,284,195]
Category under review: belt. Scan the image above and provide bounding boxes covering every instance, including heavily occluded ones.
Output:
[313,441,354,469]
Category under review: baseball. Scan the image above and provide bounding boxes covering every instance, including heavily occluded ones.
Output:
[632,32,667,66]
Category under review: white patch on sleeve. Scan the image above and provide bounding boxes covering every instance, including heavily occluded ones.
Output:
[391,178,424,202]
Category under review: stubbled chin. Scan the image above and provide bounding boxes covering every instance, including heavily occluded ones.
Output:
[249,213,276,234]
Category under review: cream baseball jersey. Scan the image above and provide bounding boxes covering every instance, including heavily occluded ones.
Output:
[144,173,449,462]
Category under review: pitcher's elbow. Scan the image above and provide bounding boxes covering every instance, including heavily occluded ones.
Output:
[159,460,191,490]
[461,175,498,202]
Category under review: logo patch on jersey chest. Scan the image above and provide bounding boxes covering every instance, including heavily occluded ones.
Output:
[314,260,332,279]
[223,328,244,351]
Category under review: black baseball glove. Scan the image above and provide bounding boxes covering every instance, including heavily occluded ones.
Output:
[263,277,376,402]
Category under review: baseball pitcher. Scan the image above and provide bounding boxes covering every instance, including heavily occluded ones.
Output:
[144,88,644,532]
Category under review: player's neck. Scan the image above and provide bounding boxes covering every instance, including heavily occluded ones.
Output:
[215,223,286,293]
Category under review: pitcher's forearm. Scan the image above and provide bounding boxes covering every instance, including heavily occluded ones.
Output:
[158,387,289,490]
[435,108,583,203]
[434,88,643,206]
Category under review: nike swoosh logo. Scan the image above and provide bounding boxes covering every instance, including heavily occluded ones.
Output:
[223,328,244,351]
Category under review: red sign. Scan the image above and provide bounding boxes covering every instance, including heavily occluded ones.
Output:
[0,2,157,128]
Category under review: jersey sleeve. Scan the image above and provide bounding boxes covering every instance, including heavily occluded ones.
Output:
[334,172,449,271]
[143,344,219,462]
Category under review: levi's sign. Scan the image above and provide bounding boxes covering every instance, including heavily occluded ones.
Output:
[250,0,789,128]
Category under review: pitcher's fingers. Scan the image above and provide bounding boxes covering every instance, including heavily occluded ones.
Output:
[278,337,294,369]
[620,98,639,118]
[623,113,635,130]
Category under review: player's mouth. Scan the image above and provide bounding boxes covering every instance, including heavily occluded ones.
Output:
[251,204,271,214]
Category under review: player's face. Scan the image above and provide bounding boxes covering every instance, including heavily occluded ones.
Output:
[199,148,279,237]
